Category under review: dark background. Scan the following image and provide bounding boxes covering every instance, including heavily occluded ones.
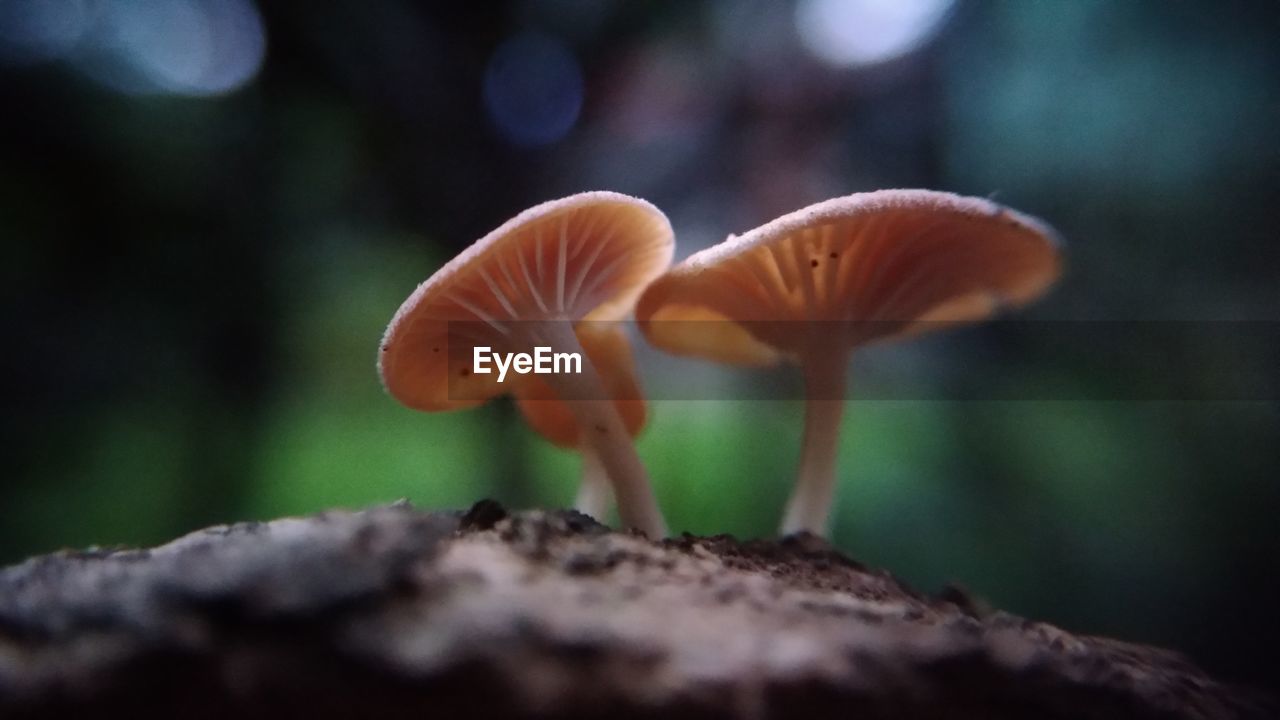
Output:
[2,0,1277,693]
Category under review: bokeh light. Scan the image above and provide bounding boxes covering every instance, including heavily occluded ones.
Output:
[0,0,265,96]
[483,31,583,148]
[76,0,266,96]
[0,0,94,65]
[794,0,955,68]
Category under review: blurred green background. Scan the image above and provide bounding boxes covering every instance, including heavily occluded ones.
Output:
[2,0,1277,692]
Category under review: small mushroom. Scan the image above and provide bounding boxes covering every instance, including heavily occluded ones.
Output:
[379,192,672,537]
[636,189,1061,536]
[514,323,646,520]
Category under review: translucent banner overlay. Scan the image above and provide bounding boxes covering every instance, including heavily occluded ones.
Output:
[432,320,1280,402]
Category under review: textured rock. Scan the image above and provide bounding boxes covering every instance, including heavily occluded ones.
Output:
[0,500,1271,719]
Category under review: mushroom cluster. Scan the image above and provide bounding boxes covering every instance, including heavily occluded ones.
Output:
[637,190,1061,535]
[380,189,1061,539]
[379,192,671,538]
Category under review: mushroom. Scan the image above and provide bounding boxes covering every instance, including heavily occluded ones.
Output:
[514,323,647,520]
[635,189,1061,536]
[379,192,672,537]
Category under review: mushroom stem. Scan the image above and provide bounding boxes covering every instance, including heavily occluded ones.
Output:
[779,348,850,536]
[527,321,667,538]
[573,445,612,520]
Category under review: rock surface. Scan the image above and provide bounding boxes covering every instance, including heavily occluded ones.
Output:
[0,501,1271,719]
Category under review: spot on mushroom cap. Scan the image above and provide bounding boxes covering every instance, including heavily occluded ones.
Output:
[380,191,674,412]
[514,324,647,448]
[636,189,1062,365]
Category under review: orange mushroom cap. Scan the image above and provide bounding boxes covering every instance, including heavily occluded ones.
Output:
[379,192,674,412]
[636,189,1061,364]
[515,324,647,448]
